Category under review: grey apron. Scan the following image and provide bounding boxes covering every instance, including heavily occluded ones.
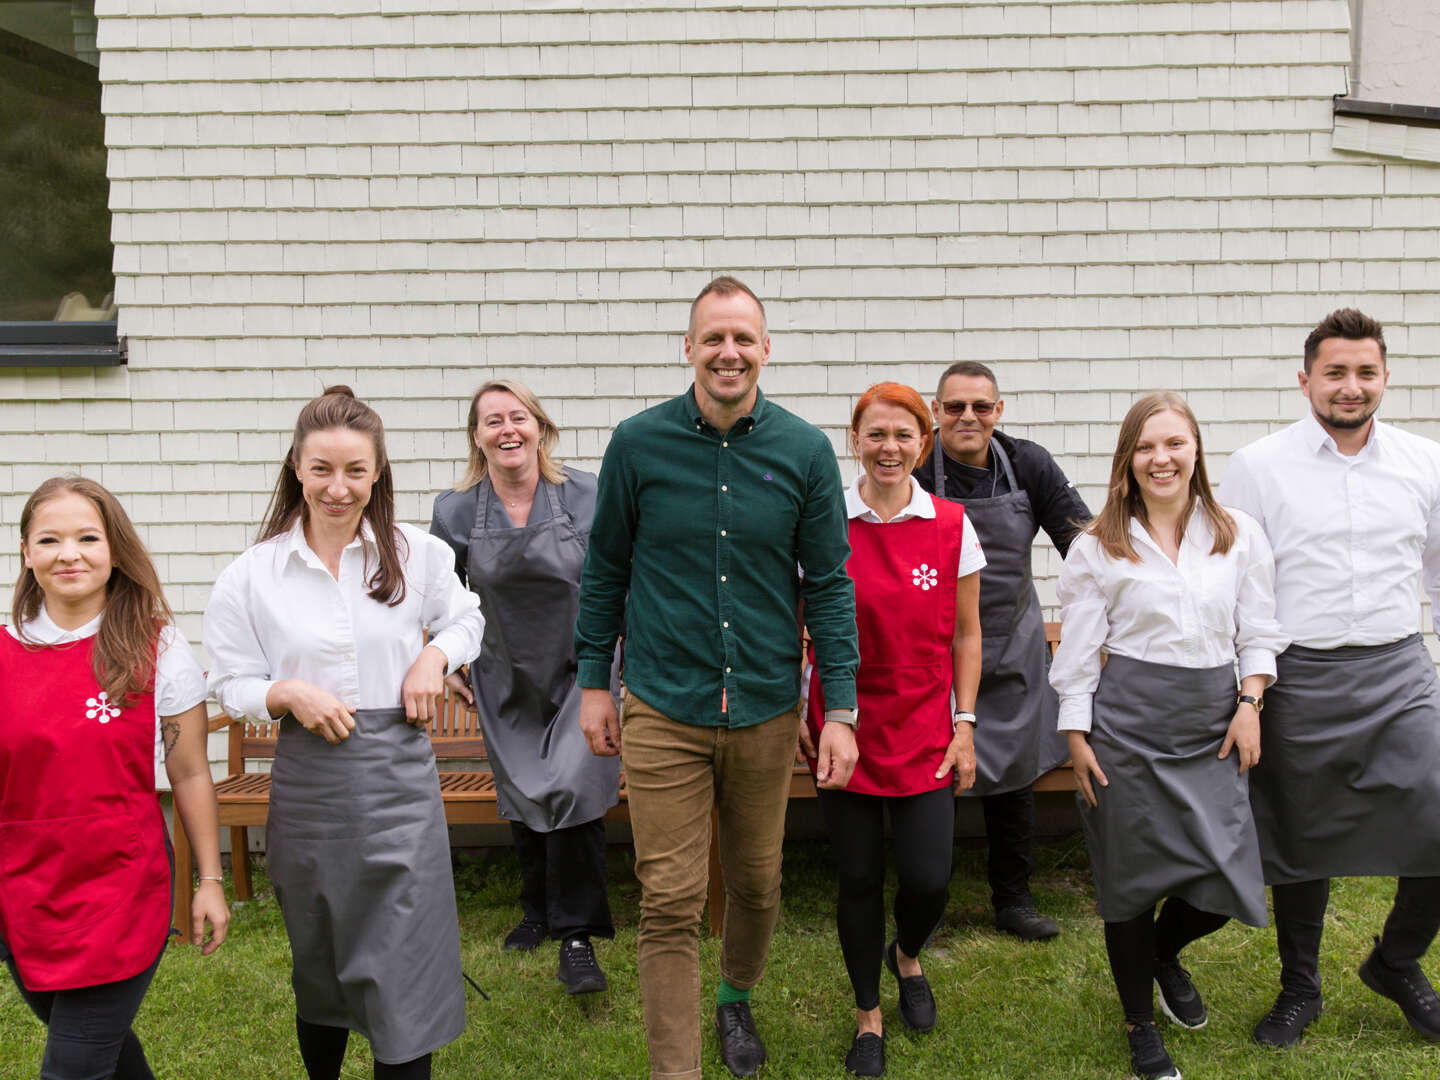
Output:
[1251,634,1440,884]
[932,439,1068,794]
[1079,654,1267,926]
[267,707,464,1063]
[466,478,620,831]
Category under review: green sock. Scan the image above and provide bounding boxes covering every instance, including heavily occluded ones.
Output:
[716,978,751,1006]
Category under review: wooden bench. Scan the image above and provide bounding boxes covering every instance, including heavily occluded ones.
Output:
[171,623,1076,939]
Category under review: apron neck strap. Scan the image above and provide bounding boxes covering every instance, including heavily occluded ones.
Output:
[932,437,1014,499]
[476,475,564,528]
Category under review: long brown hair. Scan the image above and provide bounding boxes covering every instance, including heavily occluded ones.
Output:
[14,476,172,706]
[1087,391,1236,562]
[258,385,408,606]
[455,379,565,491]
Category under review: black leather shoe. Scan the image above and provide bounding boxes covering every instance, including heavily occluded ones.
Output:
[714,1001,767,1077]
[995,904,1060,941]
[503,916,548,952]
[1358,936,1440,1040]
[556,937,607,994]
[885,940,937,1032]
[844,1030,885,1077]
[1252,989,1322,1047]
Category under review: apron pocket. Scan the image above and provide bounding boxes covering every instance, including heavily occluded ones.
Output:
[0,811,141,937]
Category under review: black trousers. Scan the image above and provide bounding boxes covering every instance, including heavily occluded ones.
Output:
[5,943,163,1080]
[1103,898,1230,1023]
[1273,876,1440,997]
[511,816,614,940]
[816,785,955,1011]
[295,1016,432,1079]
[981,786,1036,911]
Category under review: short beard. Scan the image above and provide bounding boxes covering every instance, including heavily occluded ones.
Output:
[1317,403,1377,430]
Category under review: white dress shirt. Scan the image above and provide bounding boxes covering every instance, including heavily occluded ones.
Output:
[1219,412,1440,647]
[205,520,484,722]
[1050,510,1289,732]
[844,475,987,577]
[7,606,208,778]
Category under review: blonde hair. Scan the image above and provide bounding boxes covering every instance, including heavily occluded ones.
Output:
[456,380,565,490]
[1087,391,1236,563]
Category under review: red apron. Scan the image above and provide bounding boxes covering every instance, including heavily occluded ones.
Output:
[808,499,965,796]
[0,632,171,991]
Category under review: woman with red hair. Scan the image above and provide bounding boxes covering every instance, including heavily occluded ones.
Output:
[801,382,984,1076]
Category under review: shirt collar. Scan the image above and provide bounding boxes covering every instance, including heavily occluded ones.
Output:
[684,385,767,434]
[8,603,102,644]
[1127,508,1212,555]
[283,516,375,571]
[845,475,936,523]
[1298,409,1384,458]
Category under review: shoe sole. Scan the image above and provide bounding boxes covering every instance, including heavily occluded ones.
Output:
[1131,1069,1181,1080]
[1154,979,1207,1030]
[995,922,1060,941]
[558,974,608,995]
[1358,961,1440,1041]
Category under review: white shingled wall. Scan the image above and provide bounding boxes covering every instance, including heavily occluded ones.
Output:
[3,0,1439,723]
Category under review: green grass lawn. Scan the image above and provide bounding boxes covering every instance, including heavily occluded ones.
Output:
[2,838,1435,1078]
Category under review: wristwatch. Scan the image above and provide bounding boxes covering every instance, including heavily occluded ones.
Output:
[824,707,859,730]
[1236,694,1264,712]
[953,710,977,729]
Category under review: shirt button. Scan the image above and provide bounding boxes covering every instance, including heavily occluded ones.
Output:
[723,621,729,628]
[721,530,727,536]
[722,441,728,447]
[721,485,728,491]
[720,575,727,582]
[725,667,732,674]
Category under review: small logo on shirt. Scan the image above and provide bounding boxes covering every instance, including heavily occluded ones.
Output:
[912,564,938,591]
[86,692,121,724]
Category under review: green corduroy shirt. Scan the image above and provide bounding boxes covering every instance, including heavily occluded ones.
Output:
[575,387,859,727]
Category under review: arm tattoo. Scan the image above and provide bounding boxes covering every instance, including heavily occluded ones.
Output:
[162,720,182,761]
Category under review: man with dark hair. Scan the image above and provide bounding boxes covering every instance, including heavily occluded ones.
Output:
[576,276,860,1080]
[1221,307,1440,1047]
[914,360,1091,941]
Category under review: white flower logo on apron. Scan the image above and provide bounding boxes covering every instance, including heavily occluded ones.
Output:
[912,564,938,591]
[86,691,121,723]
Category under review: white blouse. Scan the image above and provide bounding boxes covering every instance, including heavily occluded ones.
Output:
[6,606,208,777]
[205,520,485,722]
[844,476,988,577]
[1050,508,1289,733]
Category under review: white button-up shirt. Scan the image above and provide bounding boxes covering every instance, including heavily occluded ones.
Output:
[843,475,988,577]
[1218,412,1440,648]
[1050,510,1289,732]
[205,520,484,722]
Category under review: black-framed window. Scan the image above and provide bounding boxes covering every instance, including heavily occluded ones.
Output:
[0,0,123,366]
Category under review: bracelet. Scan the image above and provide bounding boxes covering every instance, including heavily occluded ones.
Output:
[198,875,224,883]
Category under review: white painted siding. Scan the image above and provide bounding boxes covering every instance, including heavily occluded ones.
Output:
[4,0,1440,716]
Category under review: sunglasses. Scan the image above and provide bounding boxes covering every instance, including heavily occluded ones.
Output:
[940,400,997,418]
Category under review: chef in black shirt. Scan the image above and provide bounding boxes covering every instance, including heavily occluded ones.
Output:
[914,360,1092,941]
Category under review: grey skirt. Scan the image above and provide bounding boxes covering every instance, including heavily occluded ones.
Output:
[1251,635,1440,884]
[1079,655,1267,926]
[268,707,465,1063]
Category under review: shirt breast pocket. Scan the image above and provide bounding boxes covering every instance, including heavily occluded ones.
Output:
[1198,559,1239,637]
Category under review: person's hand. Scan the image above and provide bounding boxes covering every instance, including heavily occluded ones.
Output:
[815,721,859,789]
[444,670,476,712]
[1067,730,1109,809]
[580,687,621,756]
[270,679,356,744]
[401,645,449,726]
[192,879,230,955]
[937,722,977,793]
[796,721,817,764]
[1219,704,1261,775]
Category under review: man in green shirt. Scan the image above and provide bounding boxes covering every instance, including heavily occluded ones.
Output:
[577,276,860,1079]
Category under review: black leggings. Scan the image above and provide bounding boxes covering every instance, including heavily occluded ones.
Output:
[816,785,955,1011]
[296,1016,432,1080]
[1103,898,1230,1023]
[4,944,162,1080]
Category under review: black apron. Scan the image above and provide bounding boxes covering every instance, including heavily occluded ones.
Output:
[1251,634,1440,884]
[1080,655,1267,926]
[932,439,1068,795]
[466,477,620,831]
[267,707,465,1064]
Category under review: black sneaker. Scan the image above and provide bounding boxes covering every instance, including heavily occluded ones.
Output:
[714,1001,767,1077]
[1358,937,1440,1040]
[884,939,937,1032]
[1154,960,1207,1029]
[502,916,547,952]
[844,1030,885,1077]
[995,904,1060,941]
[1251,989,1322,1048]
[1125,1021,1181,1080]
[556,937,607,994]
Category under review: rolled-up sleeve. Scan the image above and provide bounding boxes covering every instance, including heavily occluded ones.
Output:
[1049,534,1110,733]
[204,558,278,723]
[797,438,859,711]
[417,531,484,672]
[1232,511,1288,686]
